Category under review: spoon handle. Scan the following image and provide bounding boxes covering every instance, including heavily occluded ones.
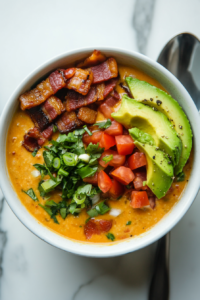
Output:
[148,233,170,300]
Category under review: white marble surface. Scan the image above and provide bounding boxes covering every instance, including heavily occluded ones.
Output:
[0,0,200,299]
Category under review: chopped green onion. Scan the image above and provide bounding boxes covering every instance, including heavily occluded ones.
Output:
[63,152,78,166]
[53,157,61,169]
[41,179,57,193]
[73,193,86,205]
[79,154,90,163]
[87,208,99,217]
[83,125,92,136]
[126,221,131,225]
[58,168,69,177]
[106,233,115,241]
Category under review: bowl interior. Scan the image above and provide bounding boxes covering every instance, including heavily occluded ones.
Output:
[0,48,200,257]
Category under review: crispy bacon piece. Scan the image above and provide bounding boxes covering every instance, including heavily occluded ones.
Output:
[88,58,118,84]
[19,68,87,110]
[77,107,97,124]
[56,111,83,133]
[65,68,93,95]
[77,50,106,68]
[84,219,113,239]
[65,79,118,112]
[28,96,65,131]
[22,125,53,152]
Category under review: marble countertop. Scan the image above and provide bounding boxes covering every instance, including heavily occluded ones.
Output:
[0,0,200,299]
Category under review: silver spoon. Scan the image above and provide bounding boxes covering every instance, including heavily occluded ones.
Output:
[149,32,200,300]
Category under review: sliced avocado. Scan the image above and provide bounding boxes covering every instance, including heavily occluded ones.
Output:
[129,128,173,199]
[112,95,182,166]
[126,77,192,174]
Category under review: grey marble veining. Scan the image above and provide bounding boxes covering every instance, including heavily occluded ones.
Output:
[133,0,156,54]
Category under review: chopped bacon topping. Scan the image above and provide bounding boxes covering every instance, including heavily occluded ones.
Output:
[103,78,118,98]
[65,68,93,95]
[77,107,97,124]
[56,111,83,133]
[88,58,118,84]
[22,125,53,152]
[77,50,106,68]
[49,70,66,93]
[19,77,54,110]
[28,96,65,131]
[65,79,118,112]
[84,219,113,239]
[65,87,97,112]
[42,96,65,122]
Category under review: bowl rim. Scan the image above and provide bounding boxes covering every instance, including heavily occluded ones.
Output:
[1,46,200,257]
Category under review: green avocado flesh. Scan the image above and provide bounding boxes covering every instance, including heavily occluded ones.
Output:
[129,128,174,199]
[112,95,182,166]
[126,77,192,175]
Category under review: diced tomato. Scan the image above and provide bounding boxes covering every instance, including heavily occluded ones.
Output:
[105,120,123,136]
[99,150,126,168]
[98,170,113,193]
[130,191,150,208]
[84,219,113,239]
[83,173,98,185]
[115,135,135,155]
[99,132,116,150]
[109,179,124,198]
[99,102,114,119]
[111,166,135,185]
[128,152,147,170]
[82,131,103,145]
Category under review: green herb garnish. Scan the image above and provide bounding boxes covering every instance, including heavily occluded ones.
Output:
[32,148,38,157]
[102,154,113,163]
[22,188,38,201]
[106,233,115,241]
[83,125,92,136]
[126,221,131,225]
[176,171,185,182]
[94,119,112,129]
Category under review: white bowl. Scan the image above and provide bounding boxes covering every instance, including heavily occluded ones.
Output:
[0,47,200,257]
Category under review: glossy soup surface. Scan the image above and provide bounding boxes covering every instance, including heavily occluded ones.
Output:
[6,65,193,243]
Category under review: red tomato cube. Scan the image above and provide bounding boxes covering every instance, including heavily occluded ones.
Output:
[128,152,147,170]
[115,135,135,155]
[99,150,126,168]
[83,173,98,185]
[98,170,113,193]
[109,179,124,198]
[99,133,116,150]
[111,166,135,185]
[131,191,150,208]
[83,131,103,145]
[105,120,123,136]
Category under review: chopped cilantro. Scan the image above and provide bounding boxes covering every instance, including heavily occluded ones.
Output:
[86,143,104,154]
[106,233,115,241]
[94,119,112,129]
[102,154,113,163]
[32,148,38,157]
[53,125,58,133]
[22,188,38,201]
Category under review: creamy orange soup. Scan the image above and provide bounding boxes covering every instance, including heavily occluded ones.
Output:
[6,65,193,243]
